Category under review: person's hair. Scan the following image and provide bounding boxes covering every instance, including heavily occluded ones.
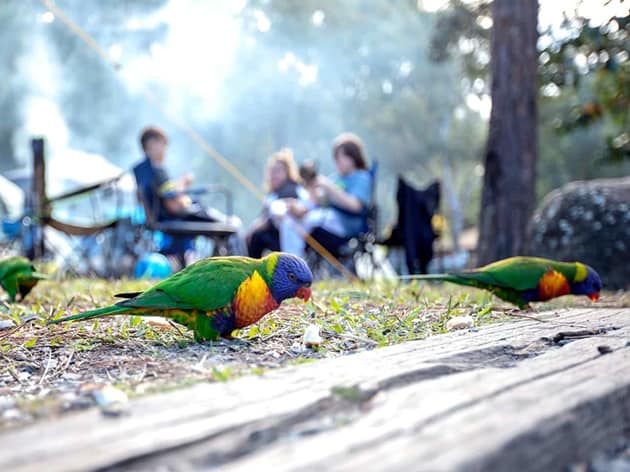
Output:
[140,126,169,151]
[332,132,368,170]
[299,159,318,184]
[265,148,301,191]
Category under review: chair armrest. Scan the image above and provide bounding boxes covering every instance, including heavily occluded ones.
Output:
[187,184,234,216]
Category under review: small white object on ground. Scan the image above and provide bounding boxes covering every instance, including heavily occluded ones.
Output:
[0,320,16,330]
[303,324,323,348]
[43,358,58,370]
[446,315,474,331]
[93,385,128,415]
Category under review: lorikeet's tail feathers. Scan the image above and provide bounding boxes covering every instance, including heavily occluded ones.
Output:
[398,273,456,280]
[400,274,489,289]
[398,273,483,289]
[48,305,130,324]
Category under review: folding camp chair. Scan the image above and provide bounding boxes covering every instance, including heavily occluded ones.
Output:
[23,138,134,276]
[132,161,238,265]
[381,177,441,274]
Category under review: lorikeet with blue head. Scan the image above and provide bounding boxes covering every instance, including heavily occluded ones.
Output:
[0,256,48,302]
[49,252,313,341]
[408,256,602,309]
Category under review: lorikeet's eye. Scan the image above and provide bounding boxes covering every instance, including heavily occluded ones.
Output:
[288,272,297,282]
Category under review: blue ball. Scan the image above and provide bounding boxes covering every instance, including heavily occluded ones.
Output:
[2,218,21,238]
[134,253,172,279]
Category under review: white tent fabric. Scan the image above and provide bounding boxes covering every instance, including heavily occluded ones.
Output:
[0,173,25,220]
[47,149,136,198]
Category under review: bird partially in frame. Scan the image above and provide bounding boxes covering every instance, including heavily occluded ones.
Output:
[0,256,48,302]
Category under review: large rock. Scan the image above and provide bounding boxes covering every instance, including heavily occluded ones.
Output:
[527,176,630,289]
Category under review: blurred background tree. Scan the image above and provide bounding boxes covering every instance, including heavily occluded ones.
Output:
[477,0,539,264]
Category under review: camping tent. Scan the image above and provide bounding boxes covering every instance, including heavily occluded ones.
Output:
[0,173,25,221]
[47,149,135,198]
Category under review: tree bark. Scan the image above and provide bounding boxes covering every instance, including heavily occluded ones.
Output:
[478,0,539,264]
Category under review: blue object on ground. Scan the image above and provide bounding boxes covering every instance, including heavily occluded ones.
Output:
[134,252,172,279]
[1,218,21,238]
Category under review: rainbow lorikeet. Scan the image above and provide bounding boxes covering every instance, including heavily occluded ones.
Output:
[409,256,602,309]
[49,252,312,341]
[0,256,48,302]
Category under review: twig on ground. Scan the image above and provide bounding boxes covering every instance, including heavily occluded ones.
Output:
[38,348,53,385]
[324,329,379,346]
[168,320,186,337]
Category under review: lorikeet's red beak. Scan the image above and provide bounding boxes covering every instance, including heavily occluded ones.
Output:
[296,287,311,302]
[588,292,600,302]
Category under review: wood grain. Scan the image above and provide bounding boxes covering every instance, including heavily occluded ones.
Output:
[0,308,628,472]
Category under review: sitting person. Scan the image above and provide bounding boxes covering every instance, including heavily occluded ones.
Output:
[133,126,243,262]
[246,149,308,257]
[134,126,238,225]
[281,132,372,257]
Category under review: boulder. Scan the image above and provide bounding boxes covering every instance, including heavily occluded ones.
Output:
[527,176,630,290]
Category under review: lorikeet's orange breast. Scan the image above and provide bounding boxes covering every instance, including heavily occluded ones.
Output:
[537,270,571,301]
[232,271,279,328]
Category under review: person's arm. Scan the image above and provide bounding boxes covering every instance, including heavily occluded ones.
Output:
[317,175,364,213]
[175,172,193,191]
[163,196,190,214]
[285,198,310,218]
[153,168,191,215]
[284,185,319,218]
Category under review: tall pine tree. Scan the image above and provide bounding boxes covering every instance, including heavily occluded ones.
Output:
[478,0,539,263]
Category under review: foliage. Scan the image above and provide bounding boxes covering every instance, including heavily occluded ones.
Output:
[428,0,630,200]
[2,1,629,237]
[429,0,492,83]
[0,2,34,167]
[0,0,168,171]
[539,14,630,161]
[0,1,487,231]
[207,0,488,225]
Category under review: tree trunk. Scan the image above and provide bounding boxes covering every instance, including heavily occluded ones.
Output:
[477,0,539,264]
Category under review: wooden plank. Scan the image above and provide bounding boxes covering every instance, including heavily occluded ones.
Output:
[0,308,628,471]
[223,323,630,471]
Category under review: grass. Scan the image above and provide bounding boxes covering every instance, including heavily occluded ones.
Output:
[0,276,626,430]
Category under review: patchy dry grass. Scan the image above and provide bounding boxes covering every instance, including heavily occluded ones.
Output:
[0,276,626,430]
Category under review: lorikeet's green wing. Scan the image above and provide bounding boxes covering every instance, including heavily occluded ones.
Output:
[463,257,564,291]
[118,256,265,311]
